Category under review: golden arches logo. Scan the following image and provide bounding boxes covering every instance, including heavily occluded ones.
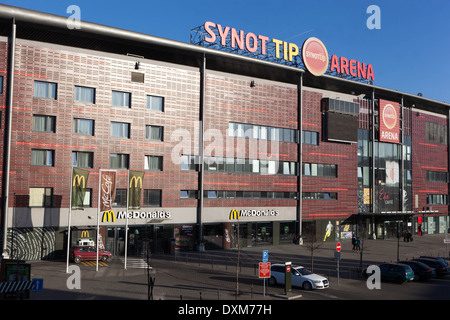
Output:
[102,211,115,223]
[73,174,86,188]
[81,230,90,238]
[129,176,143,188]
[229,209,240,220]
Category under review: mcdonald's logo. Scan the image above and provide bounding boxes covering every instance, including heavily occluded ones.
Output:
[229,209,240,220]
[102,211,116,223]
[81,230,90,238]
[73,174,86,188]
[129,176,143,188]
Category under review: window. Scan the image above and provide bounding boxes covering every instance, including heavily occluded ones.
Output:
[31,149,54,166]
[112,90,131,107]
[73,118,94,136]
[302,192,338,200]
[181,155,198,171]
[302,163,337,177]
[303,131,319,145]
[427,194,448,205]
[426,122,447,145]
[72,151,93,168]
[33,115,56,133]
[426,171,448,183]
[180,190,198,199]
[145,155,163,171]
[110,153,129,169]
[146,125,163,141]
[0,76,3,93]
[83,188,92,207]
[147,95,164,112]
[228,122,297,143]
[74,86,95,103]
[113,189,127,207]
[34,81,57,99]
[144,189,162,207]
[29,187,53,207]
[111,122,130,138]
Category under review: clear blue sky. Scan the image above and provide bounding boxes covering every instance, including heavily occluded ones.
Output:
[2,0,450,103]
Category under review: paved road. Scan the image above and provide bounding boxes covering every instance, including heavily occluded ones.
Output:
[23,233,450,301]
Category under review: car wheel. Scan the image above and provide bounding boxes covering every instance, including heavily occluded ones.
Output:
[268,277,277,286]
[302,281,313,290]
[101,255,109,262]
[74,256,81,263]
[396,276,404,284]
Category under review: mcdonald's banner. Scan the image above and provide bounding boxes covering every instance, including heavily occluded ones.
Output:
[71,167,89,210]
[100,170,116,212]
[128,170,144,210]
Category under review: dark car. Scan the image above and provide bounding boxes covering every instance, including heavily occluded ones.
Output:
[419,256,449,267]
[70,246,111,263]
[413,258,449,277]
[363,263,414,283]
[398,260,436,281]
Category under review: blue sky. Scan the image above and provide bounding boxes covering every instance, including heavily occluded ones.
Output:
[2,0,450,103]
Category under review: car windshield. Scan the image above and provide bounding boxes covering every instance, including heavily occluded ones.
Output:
[295,267,312,276]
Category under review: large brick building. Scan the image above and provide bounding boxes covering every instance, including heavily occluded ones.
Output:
[0,5,449,260]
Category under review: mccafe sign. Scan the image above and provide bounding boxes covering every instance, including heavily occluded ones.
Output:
[200,21,374,81]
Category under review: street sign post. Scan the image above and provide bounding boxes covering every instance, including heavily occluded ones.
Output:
[336,242,341,284]
[259,262,271,296]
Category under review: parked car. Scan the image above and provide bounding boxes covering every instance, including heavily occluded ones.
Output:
[363,263,414,283]
[419,256,449,267]
[398,260,436,281]
[70,246,111,263]
[413,258,450,277]
[268,264,329,290]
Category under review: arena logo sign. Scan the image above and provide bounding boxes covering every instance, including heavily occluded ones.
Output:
[229,209,279,220]
[101,210,171,223]
[201,21,374,81]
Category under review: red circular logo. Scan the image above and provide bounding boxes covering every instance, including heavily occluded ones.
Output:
[336,242,341,252]
[382,104,397,129]
[302,37,329,76]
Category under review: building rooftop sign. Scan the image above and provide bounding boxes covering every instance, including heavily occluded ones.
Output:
[191,21,374,83]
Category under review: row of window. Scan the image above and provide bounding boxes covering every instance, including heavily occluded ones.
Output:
[182,155,298,176]
[34,81,165,111]
[426,171,449,183]
[33,115,164,141]
[180,190,337,200]
[426,194,448,205]
[32,149,163,170]
[29,188,162,207]
[228,122,319,146]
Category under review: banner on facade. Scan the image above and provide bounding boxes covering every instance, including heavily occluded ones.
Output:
[71,167,89,210]
[128,170,144,210]
[99,170,116,212]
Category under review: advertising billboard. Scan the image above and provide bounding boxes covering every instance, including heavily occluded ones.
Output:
[379,99,400,144]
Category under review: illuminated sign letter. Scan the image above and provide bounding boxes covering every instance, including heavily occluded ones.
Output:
[229,209,240,220]
[102,210,116,223]
[204,21,216,43]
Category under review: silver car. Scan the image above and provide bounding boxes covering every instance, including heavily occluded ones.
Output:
[268,264,329,290]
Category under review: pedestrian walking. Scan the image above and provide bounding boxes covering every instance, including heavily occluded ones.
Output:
[356,237,361,251]
[352,234,356,251]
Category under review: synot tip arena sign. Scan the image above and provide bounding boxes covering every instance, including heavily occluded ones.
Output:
[191,21,374,82]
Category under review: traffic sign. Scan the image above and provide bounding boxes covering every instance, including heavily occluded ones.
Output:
[336,242,341,252]
[259,262,271,278]
[32,278,43,292]
[262,250,269,262]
